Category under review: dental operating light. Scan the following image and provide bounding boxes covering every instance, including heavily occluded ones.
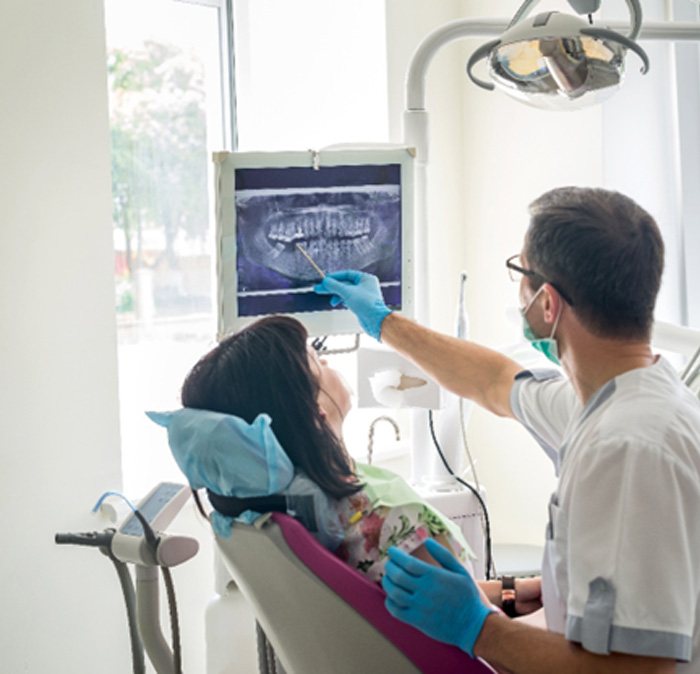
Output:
[466,0,650,110]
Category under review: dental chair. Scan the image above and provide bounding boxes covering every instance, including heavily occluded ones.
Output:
[147,408,494,672]
[216,511,494,674]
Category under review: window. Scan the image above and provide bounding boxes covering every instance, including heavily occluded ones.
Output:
[107,0,390,495]
[106,0,231,495]
[232,0,389,151]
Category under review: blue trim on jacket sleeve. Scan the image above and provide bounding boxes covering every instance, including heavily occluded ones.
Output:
[567,615,692,662]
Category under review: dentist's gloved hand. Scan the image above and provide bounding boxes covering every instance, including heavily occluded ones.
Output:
[382,538,496,657]
[313,270,391,341]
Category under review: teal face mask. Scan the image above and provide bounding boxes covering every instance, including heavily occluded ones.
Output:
[521,286,563,366]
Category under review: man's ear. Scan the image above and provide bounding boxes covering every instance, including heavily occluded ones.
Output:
[542,284,560,323]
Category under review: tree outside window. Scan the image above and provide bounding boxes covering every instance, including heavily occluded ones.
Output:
[109,41,211,324]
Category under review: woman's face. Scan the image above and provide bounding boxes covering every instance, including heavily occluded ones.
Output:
[307,347,352,422]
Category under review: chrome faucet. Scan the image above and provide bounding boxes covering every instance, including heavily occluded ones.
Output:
[367,416,400,465]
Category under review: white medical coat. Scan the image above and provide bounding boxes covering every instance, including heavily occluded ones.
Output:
[510,357,700,671]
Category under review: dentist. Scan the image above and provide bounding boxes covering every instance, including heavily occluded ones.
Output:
[315,187,700,673]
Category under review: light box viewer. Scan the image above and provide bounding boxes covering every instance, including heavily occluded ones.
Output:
[214,148,415,338]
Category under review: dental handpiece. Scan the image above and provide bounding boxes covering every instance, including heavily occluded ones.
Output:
[295,242,326,279]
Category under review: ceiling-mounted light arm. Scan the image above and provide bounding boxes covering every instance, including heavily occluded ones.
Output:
[406,19,507,111]
[568,0,603,15]
[573,0,642,39]
[406,17,697,116]
[623,0,643,40]
[508,0,541,28]
[466,39,502,90]
[510,0,642,40]
[580,26,650,71]
[509,0,604,27]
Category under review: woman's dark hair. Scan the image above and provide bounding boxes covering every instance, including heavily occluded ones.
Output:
[181,315,362,500]
[525,187,664,340]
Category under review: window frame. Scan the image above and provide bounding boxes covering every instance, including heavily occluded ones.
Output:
[672,1,700,327]
[174,0,237,151]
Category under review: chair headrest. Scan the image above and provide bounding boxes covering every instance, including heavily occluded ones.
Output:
[146,408,294,497]
[147,408,344,549]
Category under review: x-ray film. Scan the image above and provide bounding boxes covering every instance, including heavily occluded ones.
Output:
[215,149,415,338]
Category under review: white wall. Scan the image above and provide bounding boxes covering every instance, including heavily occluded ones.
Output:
[0,1,128,671]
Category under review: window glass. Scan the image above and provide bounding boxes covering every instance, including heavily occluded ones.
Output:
[106,0,226,495]
[233,0,388,151]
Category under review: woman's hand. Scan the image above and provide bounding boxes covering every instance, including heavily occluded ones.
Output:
[477,576,543,616]
[514,576,542,616]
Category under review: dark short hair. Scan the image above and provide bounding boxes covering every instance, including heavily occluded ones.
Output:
[181,315,362,500]
[524,187,664,340]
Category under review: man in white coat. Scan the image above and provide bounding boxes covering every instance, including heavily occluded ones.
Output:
[315,186,700,673]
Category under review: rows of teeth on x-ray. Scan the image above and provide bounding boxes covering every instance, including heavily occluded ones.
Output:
[237,189,399,282]
[267,209,371,244]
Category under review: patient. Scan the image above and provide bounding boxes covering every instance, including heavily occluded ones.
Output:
[178,315,540,614]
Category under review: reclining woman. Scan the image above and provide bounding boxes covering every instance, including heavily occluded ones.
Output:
[173,314,540,615]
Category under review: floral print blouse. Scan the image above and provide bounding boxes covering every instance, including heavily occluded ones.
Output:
[334,463,471,583]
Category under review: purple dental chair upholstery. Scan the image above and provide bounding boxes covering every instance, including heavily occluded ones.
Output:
[215,512,495,674]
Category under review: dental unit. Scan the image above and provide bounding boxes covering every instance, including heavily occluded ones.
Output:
[56,484,198,674]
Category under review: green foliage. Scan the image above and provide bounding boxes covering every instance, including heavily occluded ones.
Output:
[115,282,134,314]
[108,41,209,274]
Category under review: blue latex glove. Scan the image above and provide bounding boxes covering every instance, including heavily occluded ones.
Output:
[313,270,391,341]
[382,538,496,657]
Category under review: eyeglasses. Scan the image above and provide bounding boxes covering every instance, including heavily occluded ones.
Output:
[506,254,574,306]
[506,254,533,283]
